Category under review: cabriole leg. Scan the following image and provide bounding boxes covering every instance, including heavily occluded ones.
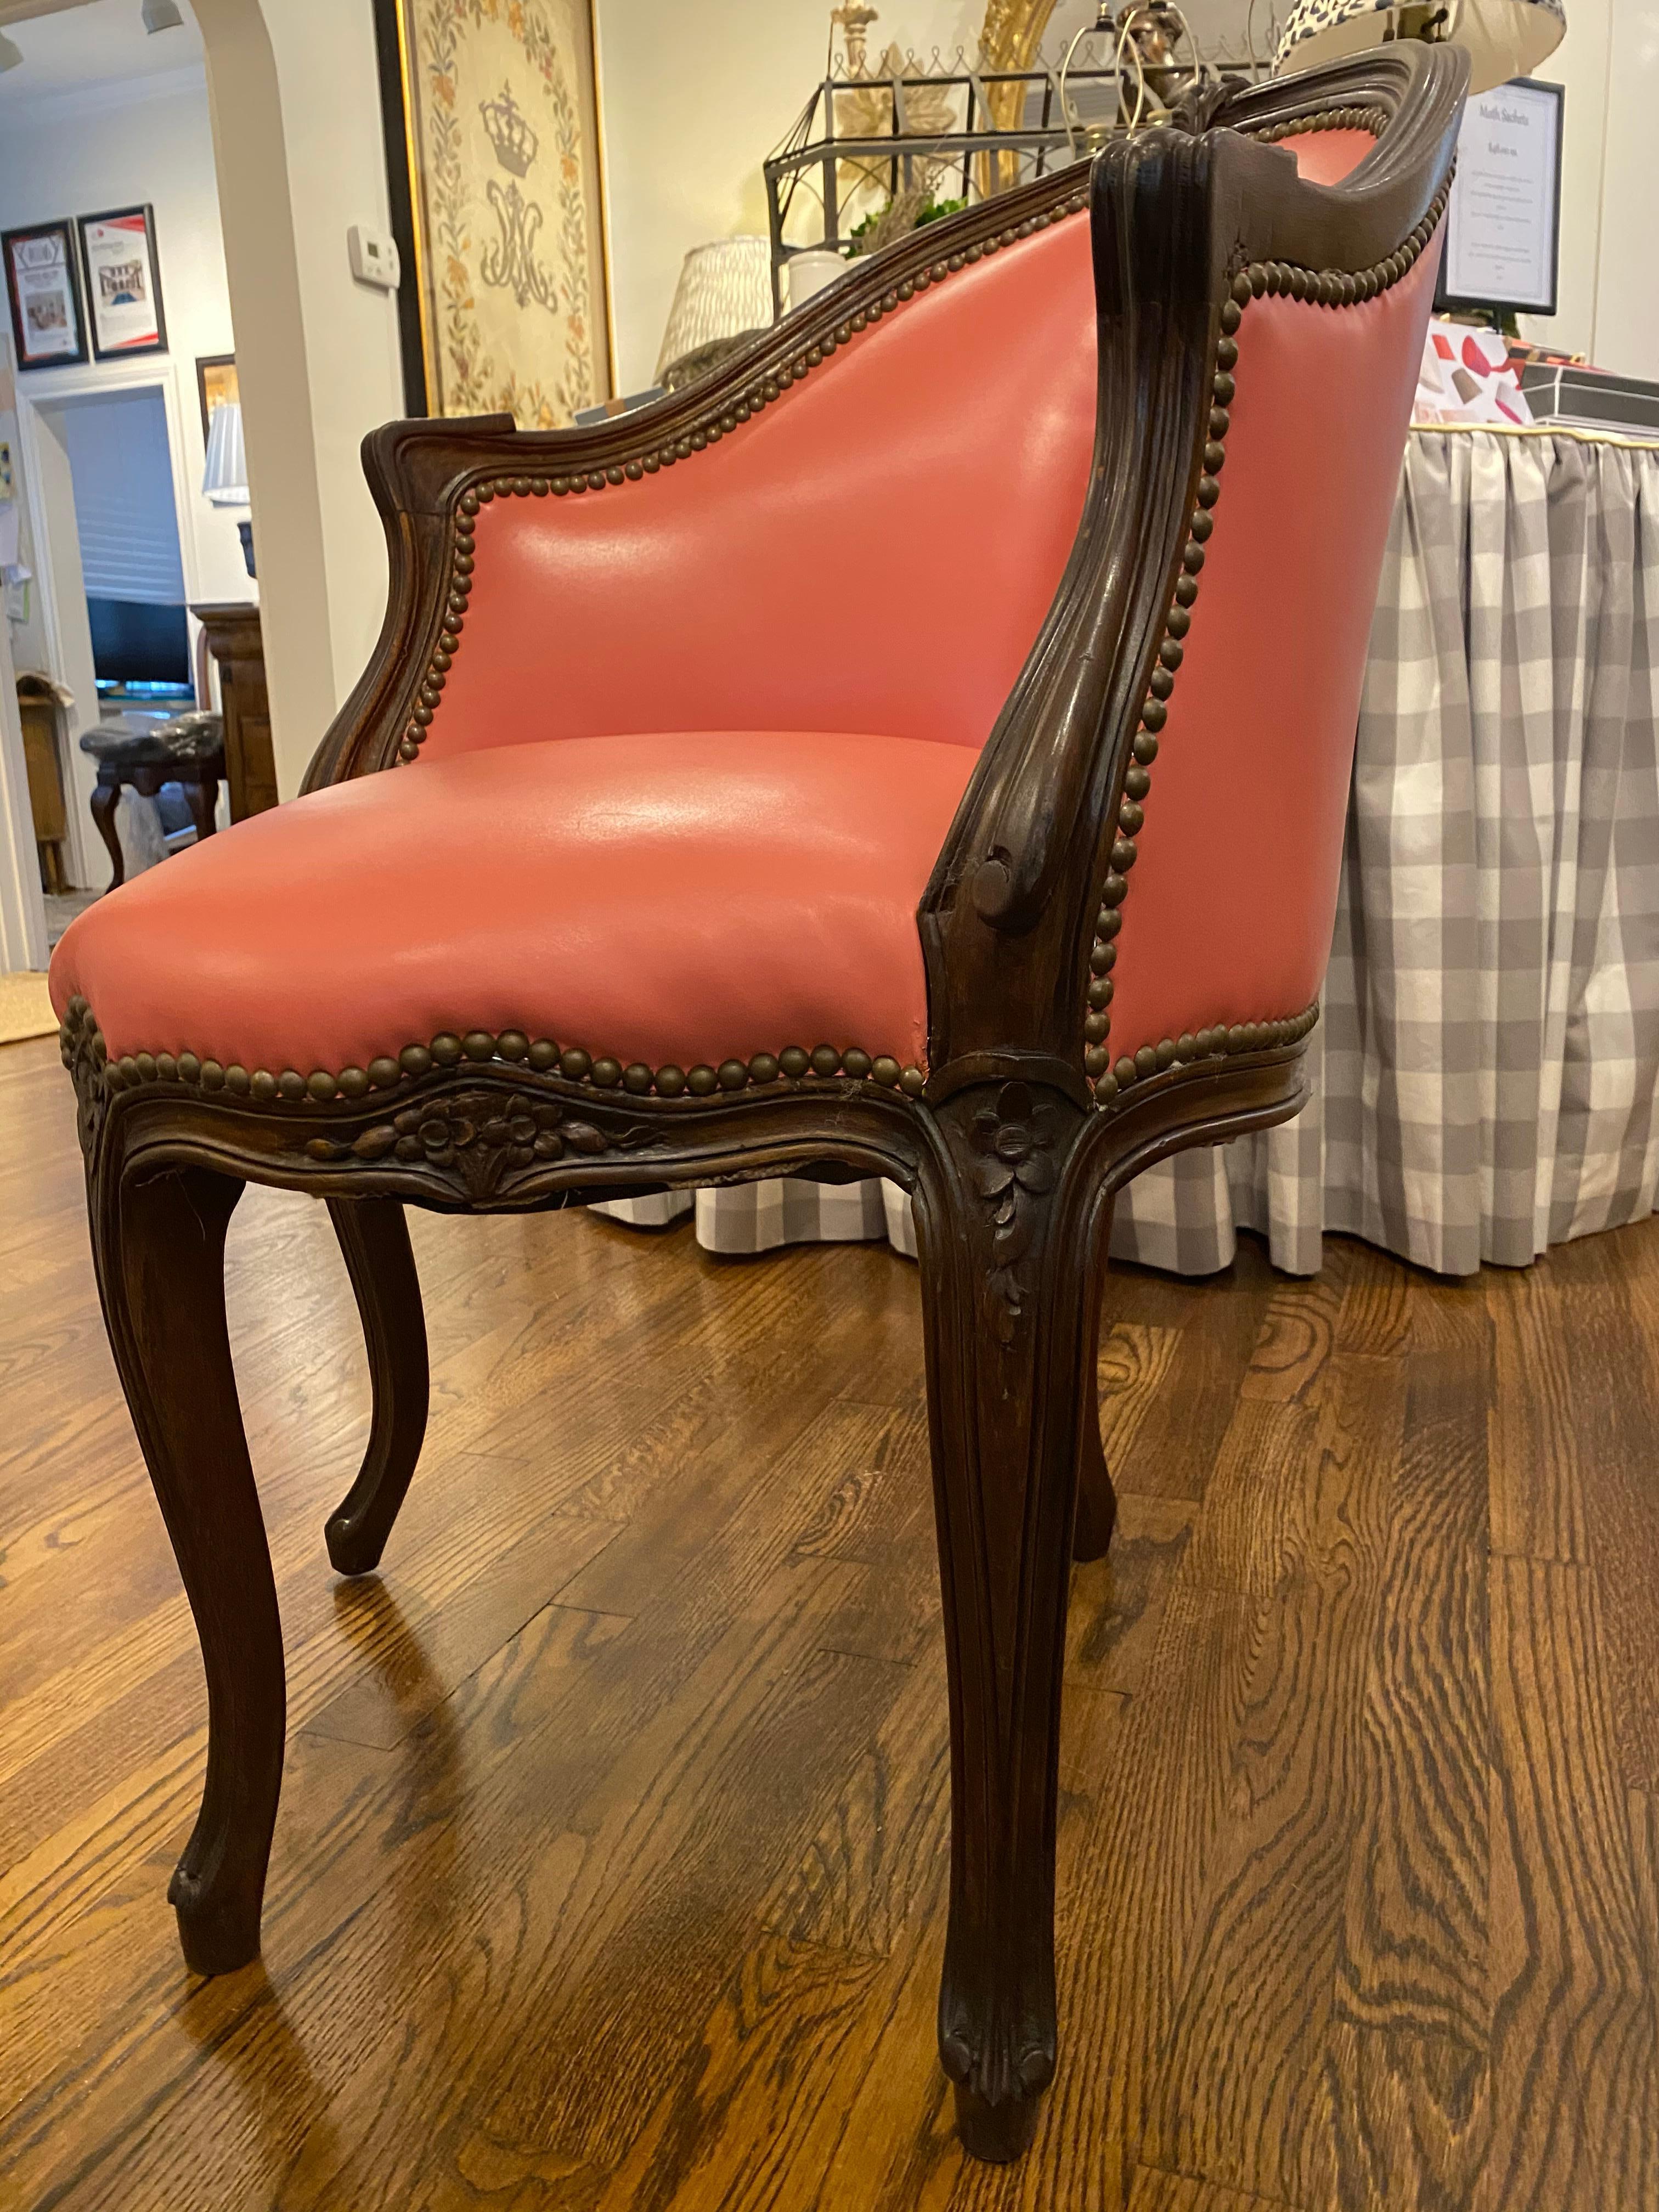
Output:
[89,770,125,889]
[914,1082,1105,2162]
[324,1197,429,1576]
[93,1164,284,1975]
[185,771,219,847]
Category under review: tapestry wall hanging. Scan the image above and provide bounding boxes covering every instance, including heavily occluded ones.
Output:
[377,0,613,428]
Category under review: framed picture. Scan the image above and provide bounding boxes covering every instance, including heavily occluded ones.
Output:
[2,221,88,370]
[77,205,167,360]
[1436,78,1565,320]
[195,352,239,438]
[372,0,614,428]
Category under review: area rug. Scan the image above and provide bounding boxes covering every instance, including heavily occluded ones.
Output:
[0,973,58,1044]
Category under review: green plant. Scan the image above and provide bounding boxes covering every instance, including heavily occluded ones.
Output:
[843,192,970,256]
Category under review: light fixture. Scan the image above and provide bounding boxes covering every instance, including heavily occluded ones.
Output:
[201,401,247,505]
[201,401,254,576]
[0,30,20,67]
[1275,0,1564,98]
[654,236,774,387]
[140,0,184,30]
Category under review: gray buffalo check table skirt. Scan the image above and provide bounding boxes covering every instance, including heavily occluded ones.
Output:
[597,424,1659,1279]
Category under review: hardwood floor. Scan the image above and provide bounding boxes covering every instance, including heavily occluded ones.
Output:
[2,1027,1657,2209]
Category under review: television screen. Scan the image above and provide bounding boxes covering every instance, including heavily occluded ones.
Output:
[86,595,192,696]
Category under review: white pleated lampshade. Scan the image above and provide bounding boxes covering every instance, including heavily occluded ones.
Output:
[201,400,249,505]
[1276,0,1564,97]
[654,237,774,382]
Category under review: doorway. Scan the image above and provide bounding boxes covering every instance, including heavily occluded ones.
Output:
[14,359,207,906]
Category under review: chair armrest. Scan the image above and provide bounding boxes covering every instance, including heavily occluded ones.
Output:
[917,42,1464,1089]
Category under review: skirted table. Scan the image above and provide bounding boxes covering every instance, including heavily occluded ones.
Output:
[599,423,1659,1279]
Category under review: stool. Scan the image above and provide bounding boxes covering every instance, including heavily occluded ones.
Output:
[80,713,226,889]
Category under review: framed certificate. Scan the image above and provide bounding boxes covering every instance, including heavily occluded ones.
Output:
[1436,78,1564,319]
[77,205,168,359]
[2,221,88,370]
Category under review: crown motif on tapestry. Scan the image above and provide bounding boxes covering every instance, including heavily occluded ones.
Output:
[480,84,538,177]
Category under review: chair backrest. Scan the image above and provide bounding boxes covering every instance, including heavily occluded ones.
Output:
[423,121,1389,785]
[421,211,1101,761]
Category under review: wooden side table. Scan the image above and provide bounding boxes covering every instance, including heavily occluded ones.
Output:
[190,602,277,820]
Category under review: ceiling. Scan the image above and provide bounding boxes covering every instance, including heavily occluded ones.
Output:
[0,0,203,111]
[0,0,97,22]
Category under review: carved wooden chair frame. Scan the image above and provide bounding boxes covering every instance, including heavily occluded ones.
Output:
[60,43,1463,2166]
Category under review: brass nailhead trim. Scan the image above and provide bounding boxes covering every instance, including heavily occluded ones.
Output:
[1084,146,1448,1107]
[397,189,1091,764]
[1245,104,1392,146]
[1090,1001,1322,1104]
[57,995,104,1063]
[82,1016,927,1108]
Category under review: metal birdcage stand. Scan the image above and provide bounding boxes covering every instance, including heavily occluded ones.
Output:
[761,14,1274,317]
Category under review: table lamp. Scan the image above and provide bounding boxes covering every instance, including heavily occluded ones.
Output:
[1275,0,1564,97]
[201,399,254,578]
[654,236,774,389]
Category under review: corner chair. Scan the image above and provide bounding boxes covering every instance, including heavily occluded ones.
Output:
[51,43,1465,2165]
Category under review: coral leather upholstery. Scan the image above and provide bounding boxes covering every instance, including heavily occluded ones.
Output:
[47,117,1418,1092]
[50,732,973,1077]
[423,132,1370,770]
[428,213,1097,761]
[1286,127,1377,185]
[1105,238,1439,1063]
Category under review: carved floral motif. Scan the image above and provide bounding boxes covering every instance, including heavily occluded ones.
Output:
[302,1085,647,1201]
[58,1002,108,1165]
[970,1081,1062,1342]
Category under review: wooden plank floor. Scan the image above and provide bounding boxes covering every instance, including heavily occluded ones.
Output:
[2,1026,1657,2209]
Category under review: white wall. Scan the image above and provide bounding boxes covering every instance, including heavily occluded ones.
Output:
[191,0,405,797]
[0,586,47,972]
[255,0,405,715]
[1515,0,1607,360]
[1589,0,1659,379]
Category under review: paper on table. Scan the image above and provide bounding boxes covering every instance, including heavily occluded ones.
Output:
[1413,319,1534,428]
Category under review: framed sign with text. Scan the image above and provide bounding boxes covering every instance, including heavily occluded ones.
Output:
[77,205,168,360]
[2,220,88,370]
[1436,78,1564,319]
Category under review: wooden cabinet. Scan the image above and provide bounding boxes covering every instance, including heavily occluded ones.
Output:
[190,602,276,820]
[16,674,70,891]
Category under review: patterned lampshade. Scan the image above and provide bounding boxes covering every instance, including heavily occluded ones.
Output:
[654,237,774,383]
[1275,0,1564,97]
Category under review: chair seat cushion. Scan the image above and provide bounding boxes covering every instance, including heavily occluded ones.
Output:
[49,731,973,1084]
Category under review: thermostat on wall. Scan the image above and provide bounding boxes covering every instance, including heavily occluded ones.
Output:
[347,224,400,292]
